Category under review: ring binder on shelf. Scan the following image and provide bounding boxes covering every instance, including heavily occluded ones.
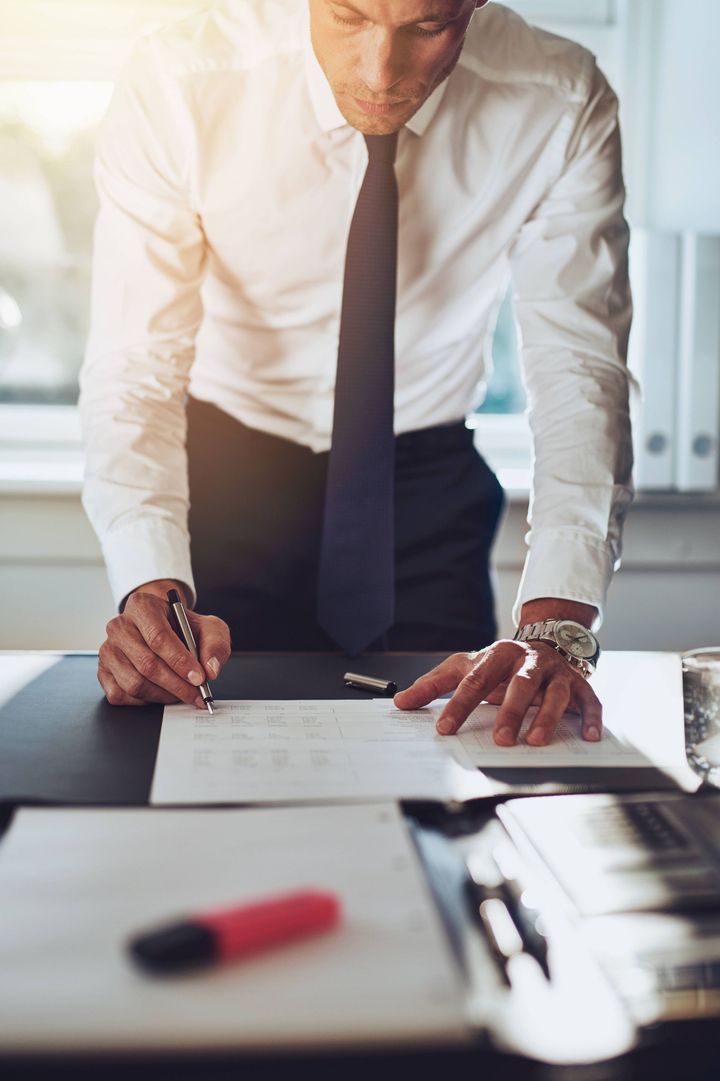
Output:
[628,229,681,490]
[676,233,720,492]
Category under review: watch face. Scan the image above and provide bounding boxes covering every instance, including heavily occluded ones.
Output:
[554,621,597,660]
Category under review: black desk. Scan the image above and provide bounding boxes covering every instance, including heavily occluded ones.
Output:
[0,652,716,1081]
[0,652,682,806]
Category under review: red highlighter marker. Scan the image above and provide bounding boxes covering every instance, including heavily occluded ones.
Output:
[129,889,341,974]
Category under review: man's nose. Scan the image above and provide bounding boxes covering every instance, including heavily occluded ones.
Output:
[358,29,405,94]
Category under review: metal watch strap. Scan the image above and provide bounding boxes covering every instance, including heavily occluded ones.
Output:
[513,618,560,644]
[513,619,595,677]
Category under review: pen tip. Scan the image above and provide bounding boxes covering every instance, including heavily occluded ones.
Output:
[206,701,214,714]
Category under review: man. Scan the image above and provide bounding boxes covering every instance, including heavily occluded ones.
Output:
[81,0,633,747]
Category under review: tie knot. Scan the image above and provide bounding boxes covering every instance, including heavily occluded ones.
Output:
[364,131,399,166]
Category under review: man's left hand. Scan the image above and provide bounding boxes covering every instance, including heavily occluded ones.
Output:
[394,638,602,747]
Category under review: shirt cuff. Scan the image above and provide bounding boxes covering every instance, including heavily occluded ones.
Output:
[512,529,618,632]
[99,518,197,612]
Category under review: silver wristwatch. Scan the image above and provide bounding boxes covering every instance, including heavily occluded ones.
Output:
[513,618,600,677]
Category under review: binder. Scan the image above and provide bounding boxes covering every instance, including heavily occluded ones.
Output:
[676,234,720,491]
[627,229,681,490]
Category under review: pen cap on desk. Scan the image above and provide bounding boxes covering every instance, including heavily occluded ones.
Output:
[344,672,398,696]
[130,922,217,973]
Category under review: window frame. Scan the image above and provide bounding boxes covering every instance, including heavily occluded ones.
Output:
[0,403,81,445]
[0,405,533,497]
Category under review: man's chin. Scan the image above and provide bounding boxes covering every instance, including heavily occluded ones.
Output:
[349,116,405,135]
[337,97,419,135]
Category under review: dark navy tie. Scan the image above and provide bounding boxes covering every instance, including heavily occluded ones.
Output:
[317,132,399,656]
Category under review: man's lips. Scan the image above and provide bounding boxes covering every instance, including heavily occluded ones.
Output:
[351,97,407,116]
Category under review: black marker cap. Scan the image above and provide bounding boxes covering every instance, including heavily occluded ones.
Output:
[129,921,217,973]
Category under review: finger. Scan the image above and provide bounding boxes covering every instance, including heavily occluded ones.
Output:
[574,679,604,741]
[492,667,546,746]
[101,645,185,706]
[122,597,207,686]
[105,624,203,707]
[98,664,146,708]
[394,654,472,710]
[191,613,232,680]
[485,683,545,707]
[524,678,572,747]
[436,647,523,735]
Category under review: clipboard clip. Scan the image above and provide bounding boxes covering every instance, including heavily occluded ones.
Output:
[465,842,550,982]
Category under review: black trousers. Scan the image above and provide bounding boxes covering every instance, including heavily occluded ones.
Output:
[187,397,505,652]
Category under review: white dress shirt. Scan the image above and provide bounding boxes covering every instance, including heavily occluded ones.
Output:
[80,0,634,626]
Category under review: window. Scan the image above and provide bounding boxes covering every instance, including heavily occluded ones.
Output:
[481,0,620,422]
[0,81,111,404]
[0,2,206,411]
[0,74,525,413]
[510,0,615,21]
[478,293,526,416]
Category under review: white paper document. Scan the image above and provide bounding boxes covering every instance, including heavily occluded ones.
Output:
[456,652,687,770]
[151,698,490,805]
[151,652,690,805]
[0,804,470,1053]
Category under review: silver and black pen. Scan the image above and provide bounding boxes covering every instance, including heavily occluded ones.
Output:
[167,589,215,713]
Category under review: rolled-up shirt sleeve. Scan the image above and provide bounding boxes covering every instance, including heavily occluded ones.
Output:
[508,60,634,630]
[79,40,205,609]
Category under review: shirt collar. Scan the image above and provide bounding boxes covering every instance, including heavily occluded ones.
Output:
[303,24,448,138]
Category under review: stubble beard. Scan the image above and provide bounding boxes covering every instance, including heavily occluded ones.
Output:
[333,37,467,135]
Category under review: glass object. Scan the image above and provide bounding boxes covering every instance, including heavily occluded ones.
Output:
[683,647,720,785]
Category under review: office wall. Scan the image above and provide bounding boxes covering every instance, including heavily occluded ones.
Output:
[650,0,720,232]
[2,492,719,653]
[626,0,720,233]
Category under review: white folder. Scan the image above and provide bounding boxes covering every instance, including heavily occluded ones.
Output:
[676,233,720,491]
[627,229,681,490]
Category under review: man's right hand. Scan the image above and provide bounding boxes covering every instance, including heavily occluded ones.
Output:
[97,579,231,707]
